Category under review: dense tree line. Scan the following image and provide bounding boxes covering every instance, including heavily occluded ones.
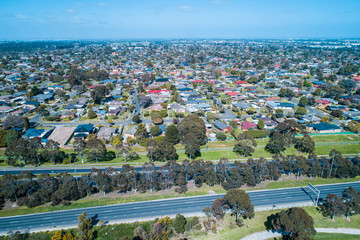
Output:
[1,150,360,210]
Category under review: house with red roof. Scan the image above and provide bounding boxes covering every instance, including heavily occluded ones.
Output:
[241,121,258,131]
[235,81,248,84]
[316,99,331,108]
[226,91,240,100]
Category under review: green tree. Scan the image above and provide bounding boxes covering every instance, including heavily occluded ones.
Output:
[74,138,86,163]
[87,108,97,119]
[0,129,7,147]
[173,214,187,234]
[150,125,162,137]
[342,187,360,218]
[78,212,95,240]
[164,124,179,144]
[257,119,264,130]
[5,138,29,166]
[294,134,315,154]
[224,189,254,226]
[24,117,30,130]
[265,207,316,239]
[246,107,257,115]
[85,139,107,163]
[299,96,308,107]
[28,86,43,97]
[229,120,238,129]
[233,133,257,157]
[178,114,207,159]
[313,88,321,96]
[132,114,141,124]
[216,132,227,141]
[5,130,20,147]
[347,121,360,133]
[295,107,307,117]
[135,123,148,142]
[321,193,347,220]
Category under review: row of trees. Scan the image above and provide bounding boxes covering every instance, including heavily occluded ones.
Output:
[5,136,110,166]
[1,150,359,209]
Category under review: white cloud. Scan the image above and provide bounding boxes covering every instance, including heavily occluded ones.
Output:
[67,9,75,14]
[98,2,106,6]
[179,5,196,12]
[15,14,28,19]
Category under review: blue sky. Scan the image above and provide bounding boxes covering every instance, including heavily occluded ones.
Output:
[1,0,359,40]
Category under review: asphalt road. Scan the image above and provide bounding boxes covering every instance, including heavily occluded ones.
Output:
[0,182,359,234]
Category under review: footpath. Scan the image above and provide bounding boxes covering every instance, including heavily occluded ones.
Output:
[241,228,360,240]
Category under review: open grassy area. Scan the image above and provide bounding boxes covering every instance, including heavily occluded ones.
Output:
[194,206,360,240]
[313,233,360,240]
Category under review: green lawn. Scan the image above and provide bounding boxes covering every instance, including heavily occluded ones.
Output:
[313,233,360,240]
[195,206,360,240]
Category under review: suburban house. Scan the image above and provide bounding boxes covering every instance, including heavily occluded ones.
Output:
[241,121,258,130]
[260,116,278,129]
[73,124,94,139]
[306,122,342,133]
[213,120,232,132]
[97,127,117,141]
[47,127,76,146]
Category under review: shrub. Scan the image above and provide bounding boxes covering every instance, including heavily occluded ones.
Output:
[216,132,227,141]
[245,130,267,138]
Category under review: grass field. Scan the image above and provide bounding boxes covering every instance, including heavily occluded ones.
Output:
[194,206,360,240]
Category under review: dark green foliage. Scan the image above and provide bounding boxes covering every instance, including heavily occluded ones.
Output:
[135,123,148,142]
[257,119,264,130]
[233,133,257,157]
[216,132,227,141]
[164,124,180,144]
[173,214,187,234]
[224,189,254,226]
[24,117,30,130]
[85,139,107,163]
[146,139,178,161]
[132,115,141,124]
[2,115,25,130]
[177,114,206,159]
[150,125,162,137]
[78,212,95,240]
[90,85,109,104]
[279,88,295,98]
[245,130,267,138]
[87,108,97,119]
[0,129,7,147]
[5,129,20,146]
[331,110,343,118]
[342,187,360,217]
[294,133,315,153]
[265,207,316,239]
[321,193,347,220]
[299,96,308,107]
[28,86,43,97]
